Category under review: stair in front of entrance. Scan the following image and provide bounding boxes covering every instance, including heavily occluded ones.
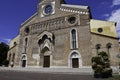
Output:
[0,67,93,74]
[0,67,119,74]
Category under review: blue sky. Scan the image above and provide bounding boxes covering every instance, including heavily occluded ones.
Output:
[0,0,120,44]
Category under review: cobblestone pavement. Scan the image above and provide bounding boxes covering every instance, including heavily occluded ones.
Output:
[0,68,111,80]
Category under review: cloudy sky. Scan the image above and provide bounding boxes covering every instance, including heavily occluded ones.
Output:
[0,0,120,44]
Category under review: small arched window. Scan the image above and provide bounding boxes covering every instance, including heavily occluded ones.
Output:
[12,53,15,62]
[71,29,77,49]
[106,43,112,49]
[23,38,28,54]
[8,53,11,61]
[95,44,101,50]
[106,43,112,57]
[95,44,101,54]
[25,38,28,46]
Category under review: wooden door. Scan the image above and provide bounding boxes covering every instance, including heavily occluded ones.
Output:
[72,58,79,68]
[22,60,26,67]
[44,56,50,68]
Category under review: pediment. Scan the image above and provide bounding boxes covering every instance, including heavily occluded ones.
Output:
[20,13,37,28]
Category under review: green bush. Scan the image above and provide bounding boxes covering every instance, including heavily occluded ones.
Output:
[92,51,112,78]
[2,60,9,67]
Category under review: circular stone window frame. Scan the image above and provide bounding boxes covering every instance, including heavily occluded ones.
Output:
[24,27,30,34]
[66,16,78,26]
[44,5,53,15]
[42,4,54,16]
[98,28,103,33]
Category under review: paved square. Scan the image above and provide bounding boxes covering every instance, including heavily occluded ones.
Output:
[0,69,111,80]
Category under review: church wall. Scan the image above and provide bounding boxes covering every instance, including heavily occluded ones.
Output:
[7,36,20,67]
[77,26,92,66]
[50,22,92,67]
[7,47,17,67]
[16,21,92,68]
[13,12,92,68]
[91,33,119,66]
[19,34,40,67]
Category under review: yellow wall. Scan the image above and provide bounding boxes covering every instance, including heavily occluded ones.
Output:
[9,36,19,48]
[90,19,118,38]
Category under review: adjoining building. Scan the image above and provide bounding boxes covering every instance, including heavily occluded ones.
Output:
[7,0,119,69]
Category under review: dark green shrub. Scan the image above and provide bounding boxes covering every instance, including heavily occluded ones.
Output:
[2,60,9,67]
[92,51,112,78]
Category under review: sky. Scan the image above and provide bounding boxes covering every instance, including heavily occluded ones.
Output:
[0,0,120,44]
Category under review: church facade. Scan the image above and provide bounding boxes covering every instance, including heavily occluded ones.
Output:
[7,0,120,68]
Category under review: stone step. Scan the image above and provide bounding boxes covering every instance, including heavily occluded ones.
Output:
[0,67,119,74]
[0,67,93,74]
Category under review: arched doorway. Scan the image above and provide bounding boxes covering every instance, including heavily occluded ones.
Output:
[41,47,51,68]
[21,55,27,67]
[69,51,82,68]
[38,31,54,68]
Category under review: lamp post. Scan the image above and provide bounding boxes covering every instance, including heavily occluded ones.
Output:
[116,54,120,75]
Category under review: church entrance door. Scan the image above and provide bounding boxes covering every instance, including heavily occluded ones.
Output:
[22,60,26,67]
[43,56,50,67]
[69,51,82,68]
[72,58,79,68]
[21,55,27,68]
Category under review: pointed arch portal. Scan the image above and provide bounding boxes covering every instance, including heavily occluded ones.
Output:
[21,55,27,67]
[69,51,82,68]
[41,46,51,68]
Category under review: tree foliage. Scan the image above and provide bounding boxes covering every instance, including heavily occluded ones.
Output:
[92,51,112,78]
[0,42,9,66]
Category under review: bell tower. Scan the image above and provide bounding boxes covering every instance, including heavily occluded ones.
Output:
[38,0,66,17]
